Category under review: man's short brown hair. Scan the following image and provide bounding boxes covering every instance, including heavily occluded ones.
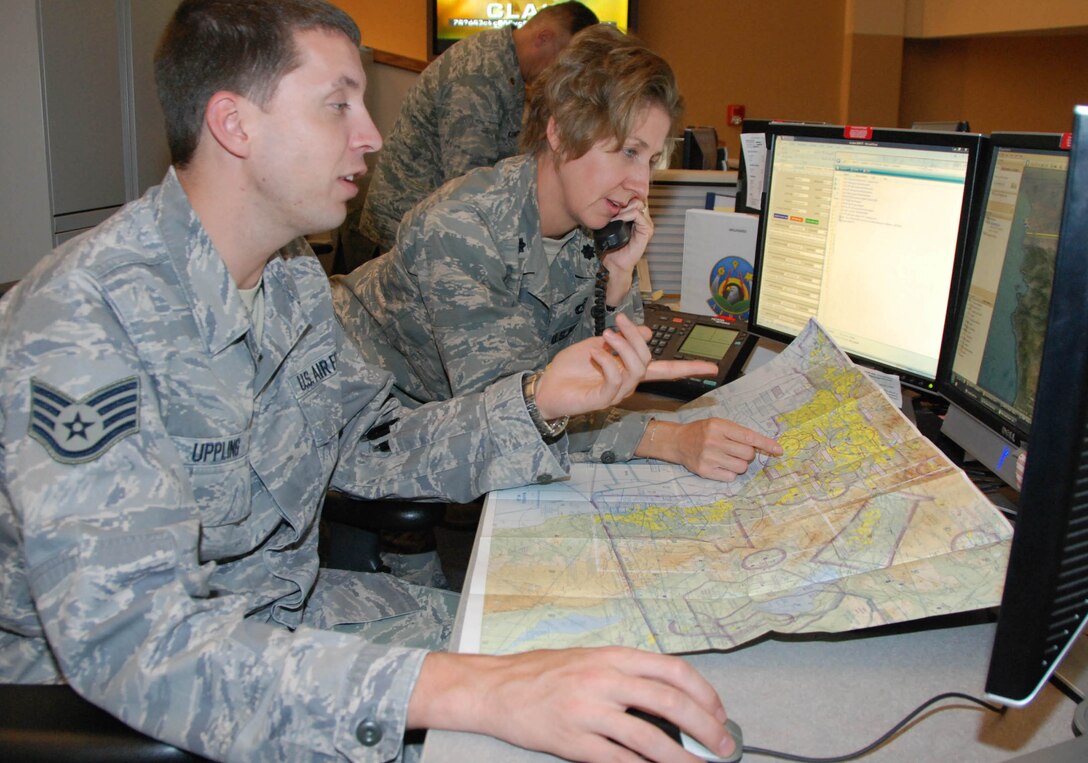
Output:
[155,0,360,168]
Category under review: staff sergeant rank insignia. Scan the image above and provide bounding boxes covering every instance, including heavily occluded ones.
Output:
[29,377,140,464]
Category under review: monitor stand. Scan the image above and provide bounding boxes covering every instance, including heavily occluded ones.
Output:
[1007,525,1088,763]
[1005,727,1088,762]
[1055,630,1088,704]
[940,403,1024,489]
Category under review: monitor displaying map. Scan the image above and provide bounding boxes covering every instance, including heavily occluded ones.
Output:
[939,133,1070,486]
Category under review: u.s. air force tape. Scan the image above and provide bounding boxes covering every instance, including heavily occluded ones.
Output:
[29,377,140,464]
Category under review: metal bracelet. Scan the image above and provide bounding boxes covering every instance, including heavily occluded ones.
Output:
[522,372,568,440]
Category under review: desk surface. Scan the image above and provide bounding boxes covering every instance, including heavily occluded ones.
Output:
[422,343,1083,762]
[421,503,1083,763]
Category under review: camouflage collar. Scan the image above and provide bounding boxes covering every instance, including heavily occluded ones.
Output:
[154,169,308,360]
[518,159,596,303]
[252,246,311,394]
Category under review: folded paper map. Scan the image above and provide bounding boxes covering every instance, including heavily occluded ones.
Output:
[466,320,1012,654]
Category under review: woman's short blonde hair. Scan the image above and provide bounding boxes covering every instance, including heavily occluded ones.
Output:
[521,24,683,162]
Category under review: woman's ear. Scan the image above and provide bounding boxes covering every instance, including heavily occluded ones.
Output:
[204,91,250,159]
[545,116,562,153]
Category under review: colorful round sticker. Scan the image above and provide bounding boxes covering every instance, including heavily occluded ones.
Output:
[707,256,754,319]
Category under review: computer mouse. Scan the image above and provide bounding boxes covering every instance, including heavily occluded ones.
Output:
[680,717,743,762]
[626,709,743,762]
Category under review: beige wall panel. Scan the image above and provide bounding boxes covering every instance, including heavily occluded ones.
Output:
[901,33,1088,133]
[334,0,428,60]
[843,33,903,127]
[906,0,1088,38]
[637,0,849,158]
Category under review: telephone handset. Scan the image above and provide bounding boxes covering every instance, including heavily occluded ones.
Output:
[589,220,632,335]
[593,219,633,255]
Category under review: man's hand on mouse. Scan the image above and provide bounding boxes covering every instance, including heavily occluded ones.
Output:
[408,646,737,762]
[628,708,744,762]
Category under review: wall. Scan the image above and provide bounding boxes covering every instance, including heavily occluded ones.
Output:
[905,0,1088,38]
[335,0,428,59]
[636,0,851,160]
[899,32,1088,134]
[332,1,1088,150]
[332,1,859,160]
[0,0,54,281]
[840,0,906,130]
[898,0,1088,135]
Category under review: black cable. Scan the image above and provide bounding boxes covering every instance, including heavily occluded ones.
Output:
[592,262,609,337]
[740,691,1005,762]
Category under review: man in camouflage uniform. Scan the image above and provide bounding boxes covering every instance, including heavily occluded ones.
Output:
[356,2,599,257]
[0,2,739,762]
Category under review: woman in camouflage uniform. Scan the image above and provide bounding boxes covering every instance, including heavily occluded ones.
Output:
[334,25,780,482]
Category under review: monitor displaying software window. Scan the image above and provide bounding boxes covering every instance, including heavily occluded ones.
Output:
[749,124,982,389]
[939,133,1070,487]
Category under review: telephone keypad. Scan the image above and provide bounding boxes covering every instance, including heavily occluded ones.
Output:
[638,305,756,400]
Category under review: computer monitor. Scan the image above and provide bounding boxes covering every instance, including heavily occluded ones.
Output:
[911,120,972,133]
[938,132,1071,488]
[747,123,984,390]
[428,0,637,56]
[682,126,719,170]
[984,106,1088,709]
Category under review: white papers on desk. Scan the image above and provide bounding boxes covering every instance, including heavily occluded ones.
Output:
[862,366,903,408]
[740,132,766,210]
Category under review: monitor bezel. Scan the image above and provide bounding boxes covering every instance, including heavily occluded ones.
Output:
[984,109,1088,708]
[937,131,1072,449]
[747,122,985,391]
[427,1,639,59]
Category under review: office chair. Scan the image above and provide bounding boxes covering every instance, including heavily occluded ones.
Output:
[320,490,447,573]
[0,683,208,762]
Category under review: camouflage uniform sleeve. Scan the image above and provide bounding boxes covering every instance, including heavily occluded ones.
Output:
[436,75,512,182]
[567,408,650,462]
[5,273,424,763]
[607,277,645,328]
[546,240,649,462]
[333,335,570,501]
[566,405,685,463]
